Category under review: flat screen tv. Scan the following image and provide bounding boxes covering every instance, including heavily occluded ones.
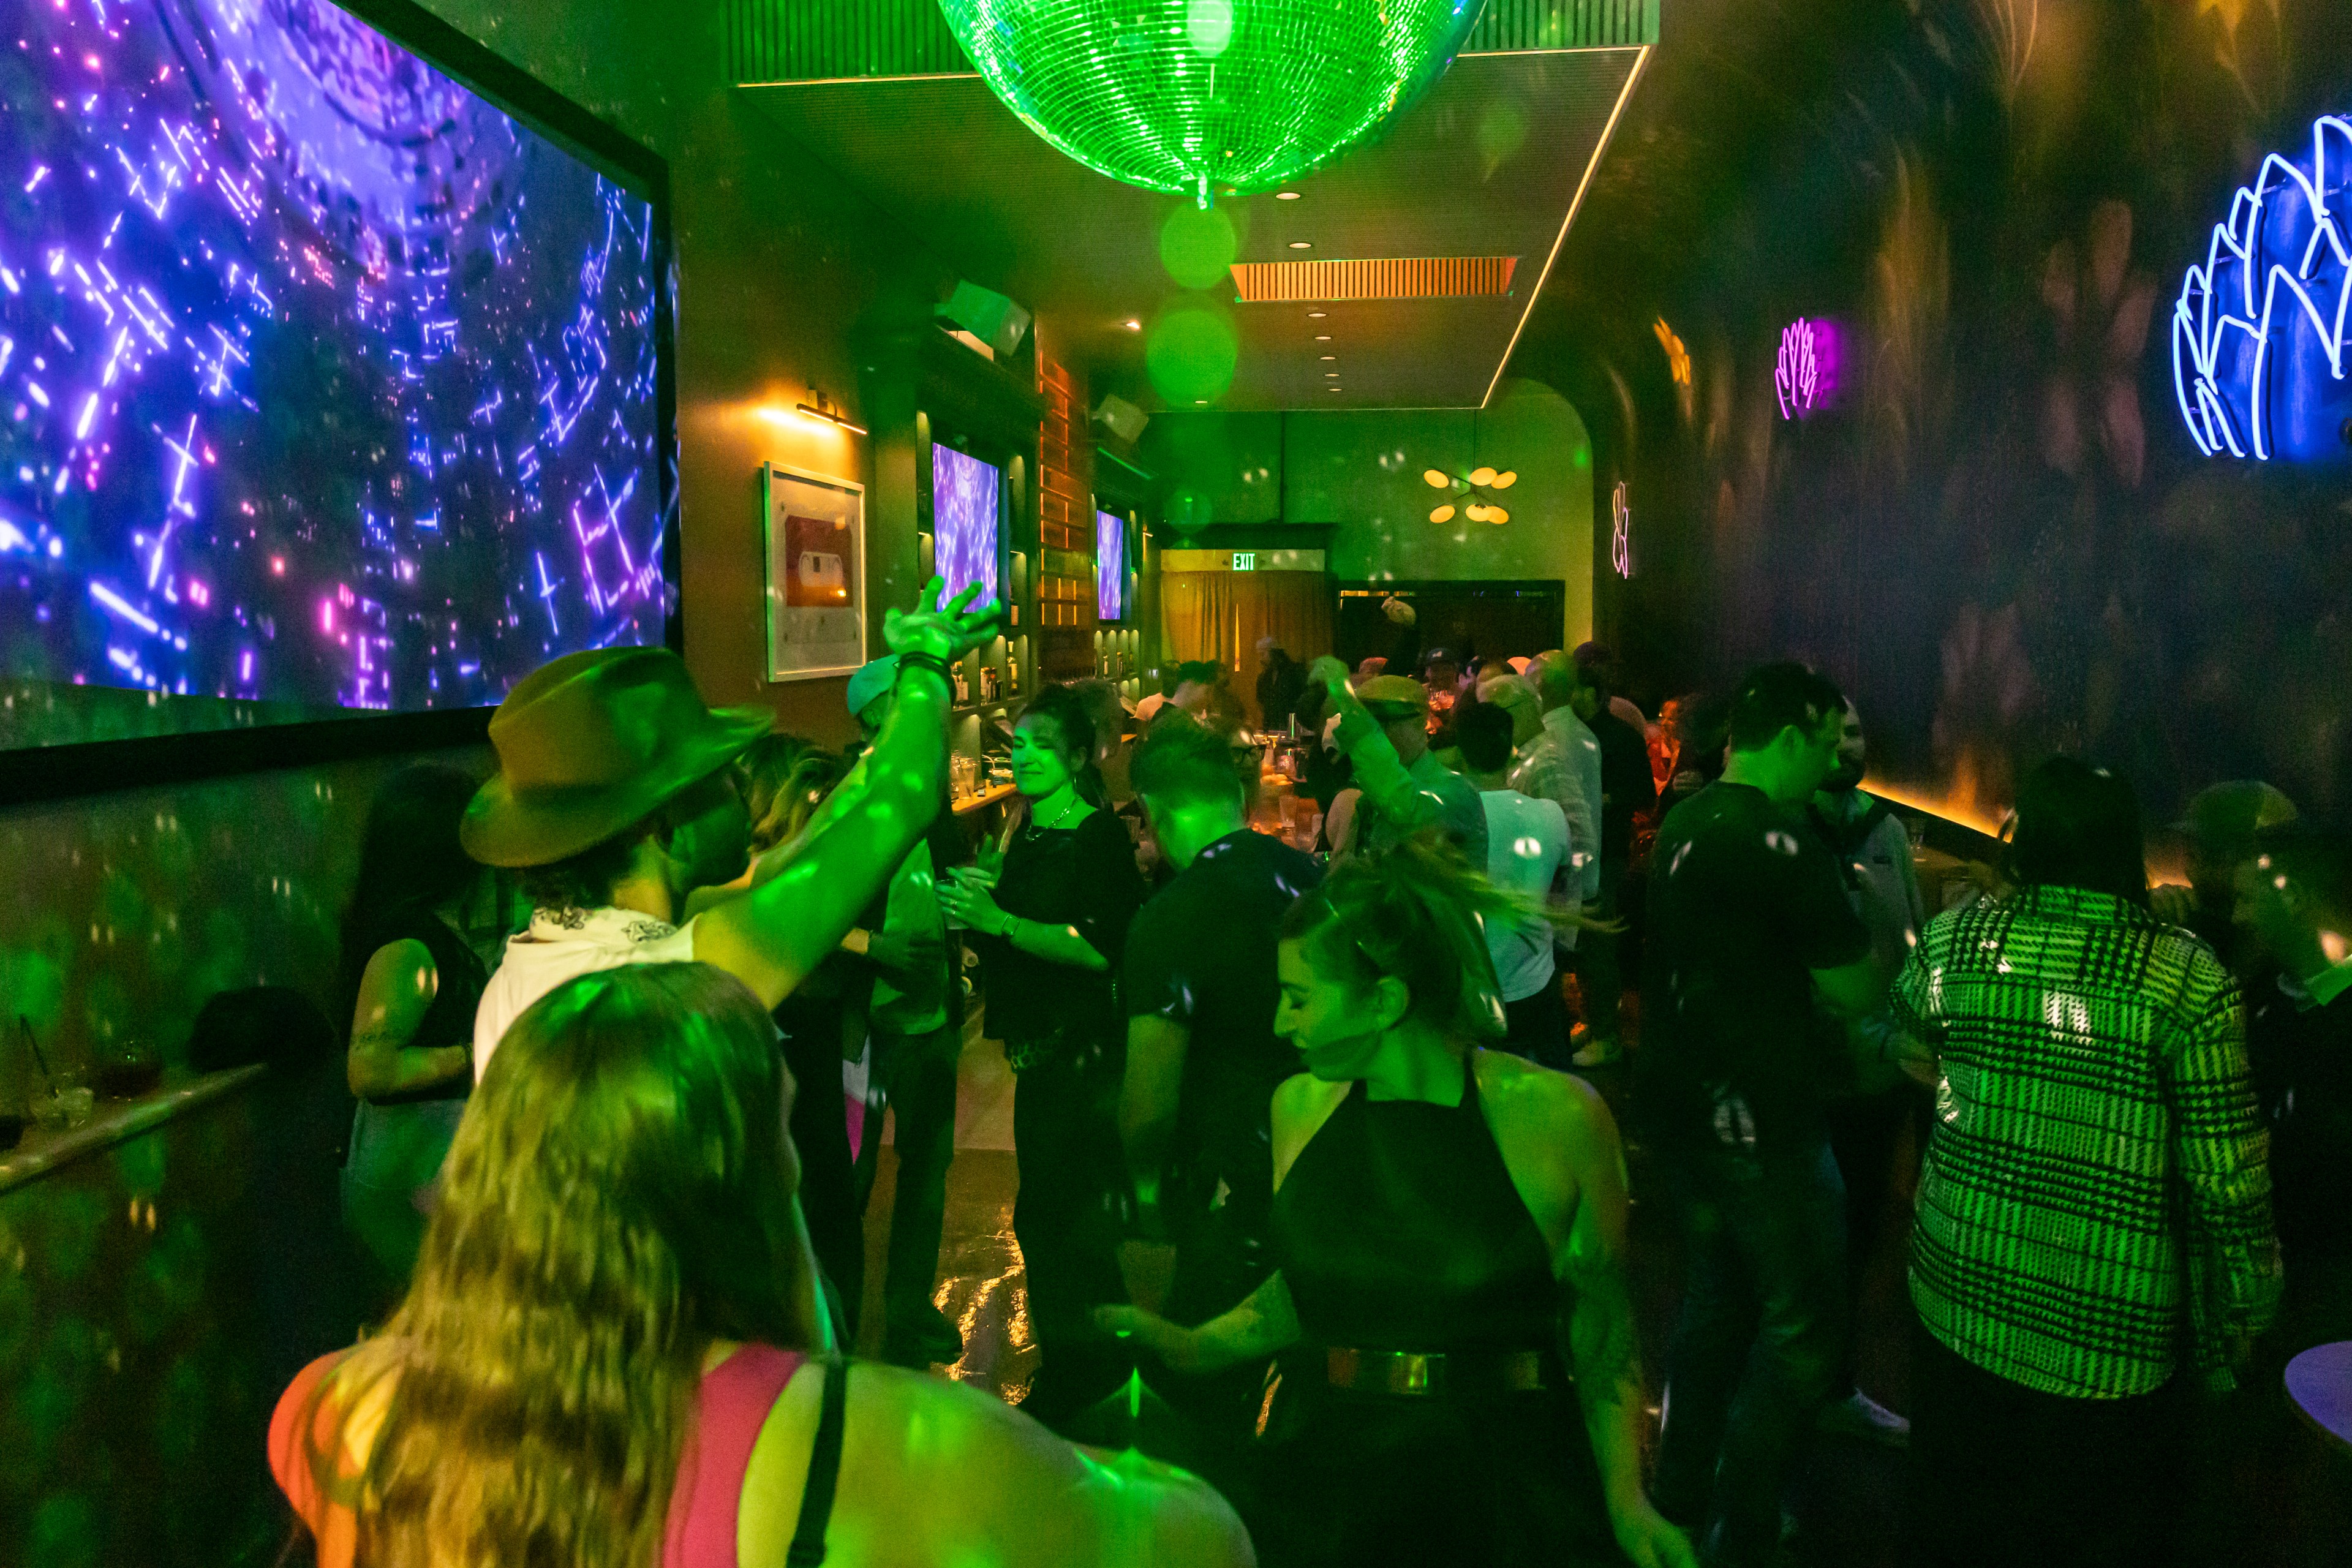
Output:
[931,444,1000,610]
[0,0,673,779]
[1095,508,1125,622]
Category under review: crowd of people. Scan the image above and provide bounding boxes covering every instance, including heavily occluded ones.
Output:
[274,577,2344,1568]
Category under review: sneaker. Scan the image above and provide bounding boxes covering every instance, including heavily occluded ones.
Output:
[881,1302,965,1368]
[1815,1387,1910,1447]
[1570,1034,1625,1068]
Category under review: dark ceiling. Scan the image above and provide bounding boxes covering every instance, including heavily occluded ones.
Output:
[741,47,1645,412]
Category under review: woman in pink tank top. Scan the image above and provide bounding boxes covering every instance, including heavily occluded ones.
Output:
[271,963,1251,1568]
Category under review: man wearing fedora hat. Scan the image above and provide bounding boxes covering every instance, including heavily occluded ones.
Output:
[465,578,998,1080]
[1304,655,1486,864]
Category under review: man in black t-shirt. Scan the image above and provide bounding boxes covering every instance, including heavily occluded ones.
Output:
[1120,717,1322,1441]
[1637,662,1880,1568]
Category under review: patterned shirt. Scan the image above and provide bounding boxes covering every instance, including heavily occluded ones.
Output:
[1893,886,2282,1398]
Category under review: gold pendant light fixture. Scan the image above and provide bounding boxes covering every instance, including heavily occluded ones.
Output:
[1423,463,1518,525]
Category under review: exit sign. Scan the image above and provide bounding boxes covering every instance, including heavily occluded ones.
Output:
[1232,551,1256,571]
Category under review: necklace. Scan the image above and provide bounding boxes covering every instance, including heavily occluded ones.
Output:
[1032,790,1082,832]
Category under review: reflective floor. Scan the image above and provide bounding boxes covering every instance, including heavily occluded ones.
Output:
[851,1016,1038,1401]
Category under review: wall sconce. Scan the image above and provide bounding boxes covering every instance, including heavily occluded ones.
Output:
[794,391,867,436]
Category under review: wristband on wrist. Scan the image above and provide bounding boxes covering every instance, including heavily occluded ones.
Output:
[896,651,952,689]
[996,912,1019,940]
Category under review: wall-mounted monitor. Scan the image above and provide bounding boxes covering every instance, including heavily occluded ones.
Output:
[931,443,1001,609]
[0,0,674,787]
[1095,508,1126,622]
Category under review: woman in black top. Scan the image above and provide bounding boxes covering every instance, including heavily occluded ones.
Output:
[939,684,1148,1424]
[1099,840,1693,1568]
[339,764,514,1296]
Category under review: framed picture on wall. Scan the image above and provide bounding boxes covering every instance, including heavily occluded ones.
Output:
[763,462,866,682]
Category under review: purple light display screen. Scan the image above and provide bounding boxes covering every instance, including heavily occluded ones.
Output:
[930,444,999,610]
[1095,508,1123,621]
[0,0,666,750]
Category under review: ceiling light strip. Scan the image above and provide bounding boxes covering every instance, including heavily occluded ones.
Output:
[1480,43,1651,409]
[1229,255,1520,303]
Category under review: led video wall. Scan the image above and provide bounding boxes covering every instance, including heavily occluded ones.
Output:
[0,0,668,750]
[1096,507,1125,622]
[931,443,1001,610]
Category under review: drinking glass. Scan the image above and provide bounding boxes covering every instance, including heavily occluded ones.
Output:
[96,1035,163,1100]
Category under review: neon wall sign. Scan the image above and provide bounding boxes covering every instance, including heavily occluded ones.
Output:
[2172,114,2352,462]
[1611,481,1632,578]
[1775,317,1841,419]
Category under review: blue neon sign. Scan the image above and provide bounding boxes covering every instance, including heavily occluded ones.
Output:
[2172,115,2352,462]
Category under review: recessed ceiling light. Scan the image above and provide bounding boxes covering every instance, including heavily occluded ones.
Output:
[1315,334,1332,341]
[1320,355,1336,361]
[1324,371,1338,378]
[1194,398,1207,404]
[1287,241,1312,250]
[1326,386,1341,393]
[1123,318,1140,330]
[1275,190,1302,200]
[1306,310,1326,318]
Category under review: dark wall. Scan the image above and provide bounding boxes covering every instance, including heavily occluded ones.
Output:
[1518,0,2352,833]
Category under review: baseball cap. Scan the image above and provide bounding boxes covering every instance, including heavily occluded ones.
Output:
[846,655,899,720]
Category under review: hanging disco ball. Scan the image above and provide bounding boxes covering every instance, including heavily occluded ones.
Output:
[935,0,1487,205]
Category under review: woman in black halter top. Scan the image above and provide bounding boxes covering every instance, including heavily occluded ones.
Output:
[1101,840,1693,1568]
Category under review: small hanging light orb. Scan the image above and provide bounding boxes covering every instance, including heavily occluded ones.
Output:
[1469,466,1497,486]
[1428,504,1457,524]
[1491,470,1517,489]
[1486,505,1510,525]
[1422,469,1452,489]
[937,0,1486,205]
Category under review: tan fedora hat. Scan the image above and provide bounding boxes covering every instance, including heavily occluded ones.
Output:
[461,647,772,869]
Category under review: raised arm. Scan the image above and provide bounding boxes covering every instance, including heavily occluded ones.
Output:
[1306,656,1440,838]
[694,580,995,1009]
[347,941,470,1099]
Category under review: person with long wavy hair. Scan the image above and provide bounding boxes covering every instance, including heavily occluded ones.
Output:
[270,962,1252,1568]
[1098,839,1691,1568]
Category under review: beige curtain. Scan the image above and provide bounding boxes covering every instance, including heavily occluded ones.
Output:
[1161,571,1333,723]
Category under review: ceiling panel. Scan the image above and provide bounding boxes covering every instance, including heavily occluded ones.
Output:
[740,47,1643,410]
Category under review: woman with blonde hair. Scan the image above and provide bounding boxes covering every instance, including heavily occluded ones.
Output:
[270,962,1250,1568]
[1099,840,1690,1568]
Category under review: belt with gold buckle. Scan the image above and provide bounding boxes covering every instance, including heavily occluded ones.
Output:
[1322,1346,1556,1397]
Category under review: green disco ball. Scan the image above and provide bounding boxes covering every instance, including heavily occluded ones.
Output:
[937,0,1485,203]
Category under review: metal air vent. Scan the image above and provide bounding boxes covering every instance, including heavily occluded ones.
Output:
[1228,256,1520,303]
